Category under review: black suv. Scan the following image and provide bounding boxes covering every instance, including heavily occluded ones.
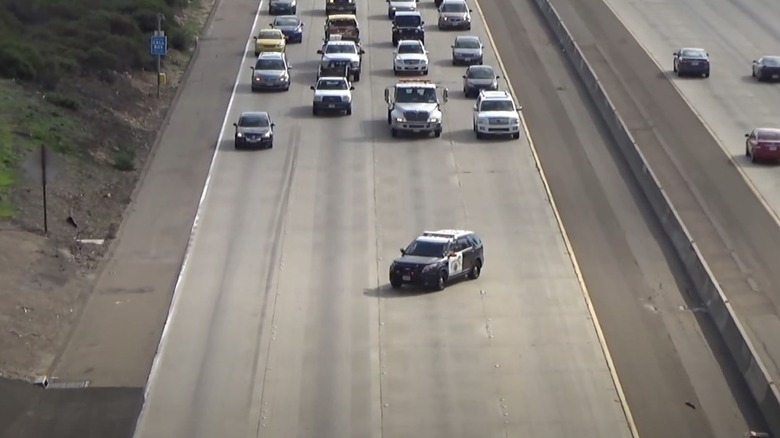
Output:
[389,230,484,290]
[392,11,425,46]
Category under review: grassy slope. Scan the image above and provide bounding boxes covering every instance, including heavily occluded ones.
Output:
[0,0,210,218]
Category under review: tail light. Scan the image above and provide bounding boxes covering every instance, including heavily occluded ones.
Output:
[757,142,777,149]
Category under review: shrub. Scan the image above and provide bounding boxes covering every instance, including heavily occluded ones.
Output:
[45,93,80,111]
[0,42,44,81]
[168,28,190,51]
[112,145,136,171]
[82,47,119,71]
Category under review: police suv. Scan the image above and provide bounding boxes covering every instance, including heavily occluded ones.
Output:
[389,230,485,290]
[384,79,448,138]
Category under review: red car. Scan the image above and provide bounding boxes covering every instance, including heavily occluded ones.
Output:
[745,127,780,162]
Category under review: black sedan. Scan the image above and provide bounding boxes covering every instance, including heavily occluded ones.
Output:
[673,47,710,78]
[268,0,296,15]
[752,56,780,82]
[233,111,275,150]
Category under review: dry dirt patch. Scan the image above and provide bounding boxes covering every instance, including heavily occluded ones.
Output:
[0,0,217,382]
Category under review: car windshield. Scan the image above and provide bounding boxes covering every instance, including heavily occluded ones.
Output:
[680,49,705,58]
[758,130,780,141]
[468,67,494,78]
[317,79,348,90]
[441,2,467,12]
[398,43,423,54]
[480,100,514,111]
[275,17,299,26]
[325,44,356,54]
[396,87,437,103]
[239,115,270,127]
[763,57,780,66]
[257,30,282,39]
[394,15,422,27]
[455,38,480,49]
[405,240,447,258]
[330,18,356,27]
[255,59,286,70]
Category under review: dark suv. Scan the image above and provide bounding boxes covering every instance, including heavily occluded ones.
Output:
[392,11,425,46]
[389,229,484,290]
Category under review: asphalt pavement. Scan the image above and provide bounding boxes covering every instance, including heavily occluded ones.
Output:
[131,0,634,436]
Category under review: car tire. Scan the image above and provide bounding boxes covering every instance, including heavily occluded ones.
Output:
[434,129,442,138]
[387,110,392,124]
[421,69,428,75]
[512,132,520,139]
[703,71,710,78]
[346,107,352,115]
[313,107,318,116]
[393,68,399,76]
[745,143,751,157]
[466,24,471,30]
[354,72,360,81]
[434,271,447,291]
[673,63,677,73]
[468,260,482,279]
[391,128,399,138]
[476,131,483,139]
[390,277,402,289]
[235,142,242,150]
[291,6,297,13]
[267,141,274,149]
[392,37,398,46]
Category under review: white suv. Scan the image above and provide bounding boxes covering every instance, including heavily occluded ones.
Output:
[393,40,429,75]
[472,90,522,139]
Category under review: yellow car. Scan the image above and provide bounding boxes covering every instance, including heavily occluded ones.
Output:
[253,28,287,55]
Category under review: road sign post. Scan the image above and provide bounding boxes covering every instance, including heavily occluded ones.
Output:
[149,14,167,98]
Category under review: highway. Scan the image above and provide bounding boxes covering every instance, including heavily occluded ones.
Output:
[132,0,637,436]
[476,0,764,436]
[543,0,780,427]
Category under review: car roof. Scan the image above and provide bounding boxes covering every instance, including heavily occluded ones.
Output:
[679,47,706,53]
[328,14,357,19]
[395,10,422,16]
[467,65,494,72]
[325,40,356,45]
[398,39,423,45]
[257,51,285,59]
[258,28,283,35]
[273,15,299,21]
[755,127,780,134]
[239,111,270,119]
[318,76,348,81]
[479,90,512,100]
[422,229,473,239]
[455,35,481,42]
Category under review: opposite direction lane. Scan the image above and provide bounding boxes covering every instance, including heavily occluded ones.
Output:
[133,0,633,436]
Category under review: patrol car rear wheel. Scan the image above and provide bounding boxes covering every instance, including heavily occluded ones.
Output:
[468,260,482,279]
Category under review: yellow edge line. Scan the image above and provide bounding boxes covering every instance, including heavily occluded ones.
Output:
[600,0,780,230]
[470,0,640,435]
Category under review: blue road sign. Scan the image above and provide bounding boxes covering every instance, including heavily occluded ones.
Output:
[150,35,168,56]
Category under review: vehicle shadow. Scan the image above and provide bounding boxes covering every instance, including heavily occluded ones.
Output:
[434,58,459,68]
[363,284,436,298]
[370,40,396,49]
[369,13,389,21]
[343,119,390,142]
[739,74,767,84]
[374,68,399,78]
[287,105,315,119]
[733,153,780,167]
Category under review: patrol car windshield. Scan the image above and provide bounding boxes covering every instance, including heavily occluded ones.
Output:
[480,100,514,111]
[405,240,447,257]
[325,44,357,54]
[455,38,480,49]
[257,30,282,39]
[394,15,422,27]
[468,66,494,78]
[274,17,299,26]
[441,2,468,12]
[239,114,270,127]
[255,59,286,70]
[396,87,437,103]
[398,43,424,54]
[317,79,348,90]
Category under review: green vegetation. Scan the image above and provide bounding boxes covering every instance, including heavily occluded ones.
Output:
[0,0,202,217]
[0,80,91,216]
[0,0,194,87]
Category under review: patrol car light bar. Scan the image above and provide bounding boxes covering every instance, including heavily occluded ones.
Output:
[397,79,432,83]
[422,232,456,238]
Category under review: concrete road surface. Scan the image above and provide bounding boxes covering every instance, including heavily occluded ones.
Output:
[132,0,634,436]
[546,0,780,420]
[476,0,765,436]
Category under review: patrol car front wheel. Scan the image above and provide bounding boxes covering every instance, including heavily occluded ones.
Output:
[434,271,447,291]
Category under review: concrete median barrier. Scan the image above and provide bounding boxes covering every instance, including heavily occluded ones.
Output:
[532,0,780,433]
